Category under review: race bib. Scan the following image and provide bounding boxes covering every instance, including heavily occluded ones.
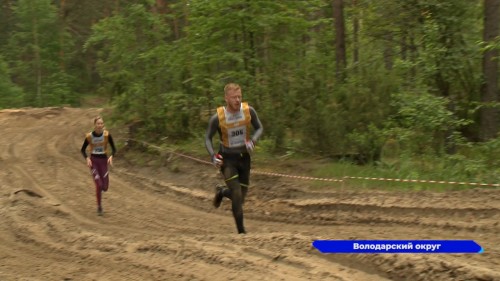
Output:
[228,126,247,147]
[92,146,105,154]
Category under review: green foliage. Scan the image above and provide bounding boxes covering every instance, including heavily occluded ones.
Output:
[5,0,76,107]
[0,55,24,109]
[447,138,500,184]
[85,4,201,140]
[184,0,325,144]
[384,91,471,156]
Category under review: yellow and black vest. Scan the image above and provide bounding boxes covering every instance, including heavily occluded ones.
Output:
[86,130,109,155]
[217,103,251,148]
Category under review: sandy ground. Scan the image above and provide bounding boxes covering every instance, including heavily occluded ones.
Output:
[0,107,500,281]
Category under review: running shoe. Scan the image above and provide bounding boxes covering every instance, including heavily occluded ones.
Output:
[213,184,224,208]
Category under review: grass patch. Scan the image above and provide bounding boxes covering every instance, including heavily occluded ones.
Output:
[308,160,487,192]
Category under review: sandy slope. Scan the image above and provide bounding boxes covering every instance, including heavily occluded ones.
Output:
[0,107,499,281]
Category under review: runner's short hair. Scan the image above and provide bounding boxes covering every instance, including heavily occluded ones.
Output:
[224,83,241,95]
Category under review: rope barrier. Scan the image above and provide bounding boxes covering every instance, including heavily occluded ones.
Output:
[252,171,344,182]
[343,176,500,187]
[123,138,499,187]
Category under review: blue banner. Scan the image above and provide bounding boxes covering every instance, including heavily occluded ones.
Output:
[312,240,483,254]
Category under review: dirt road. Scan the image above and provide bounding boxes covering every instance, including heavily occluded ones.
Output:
[0,107,499,281]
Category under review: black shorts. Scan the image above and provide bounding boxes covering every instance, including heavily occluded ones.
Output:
[219,152,251,185]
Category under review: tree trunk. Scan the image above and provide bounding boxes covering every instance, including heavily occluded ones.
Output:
[352,0,359,66]
[383,34,393,70]
[332,0,346,81]
[480,0,500,141]
[59,0,66,71]
[0,0,15,48]
[33,16,42,107]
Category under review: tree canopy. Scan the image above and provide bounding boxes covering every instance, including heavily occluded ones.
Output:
[1,0,499,169]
